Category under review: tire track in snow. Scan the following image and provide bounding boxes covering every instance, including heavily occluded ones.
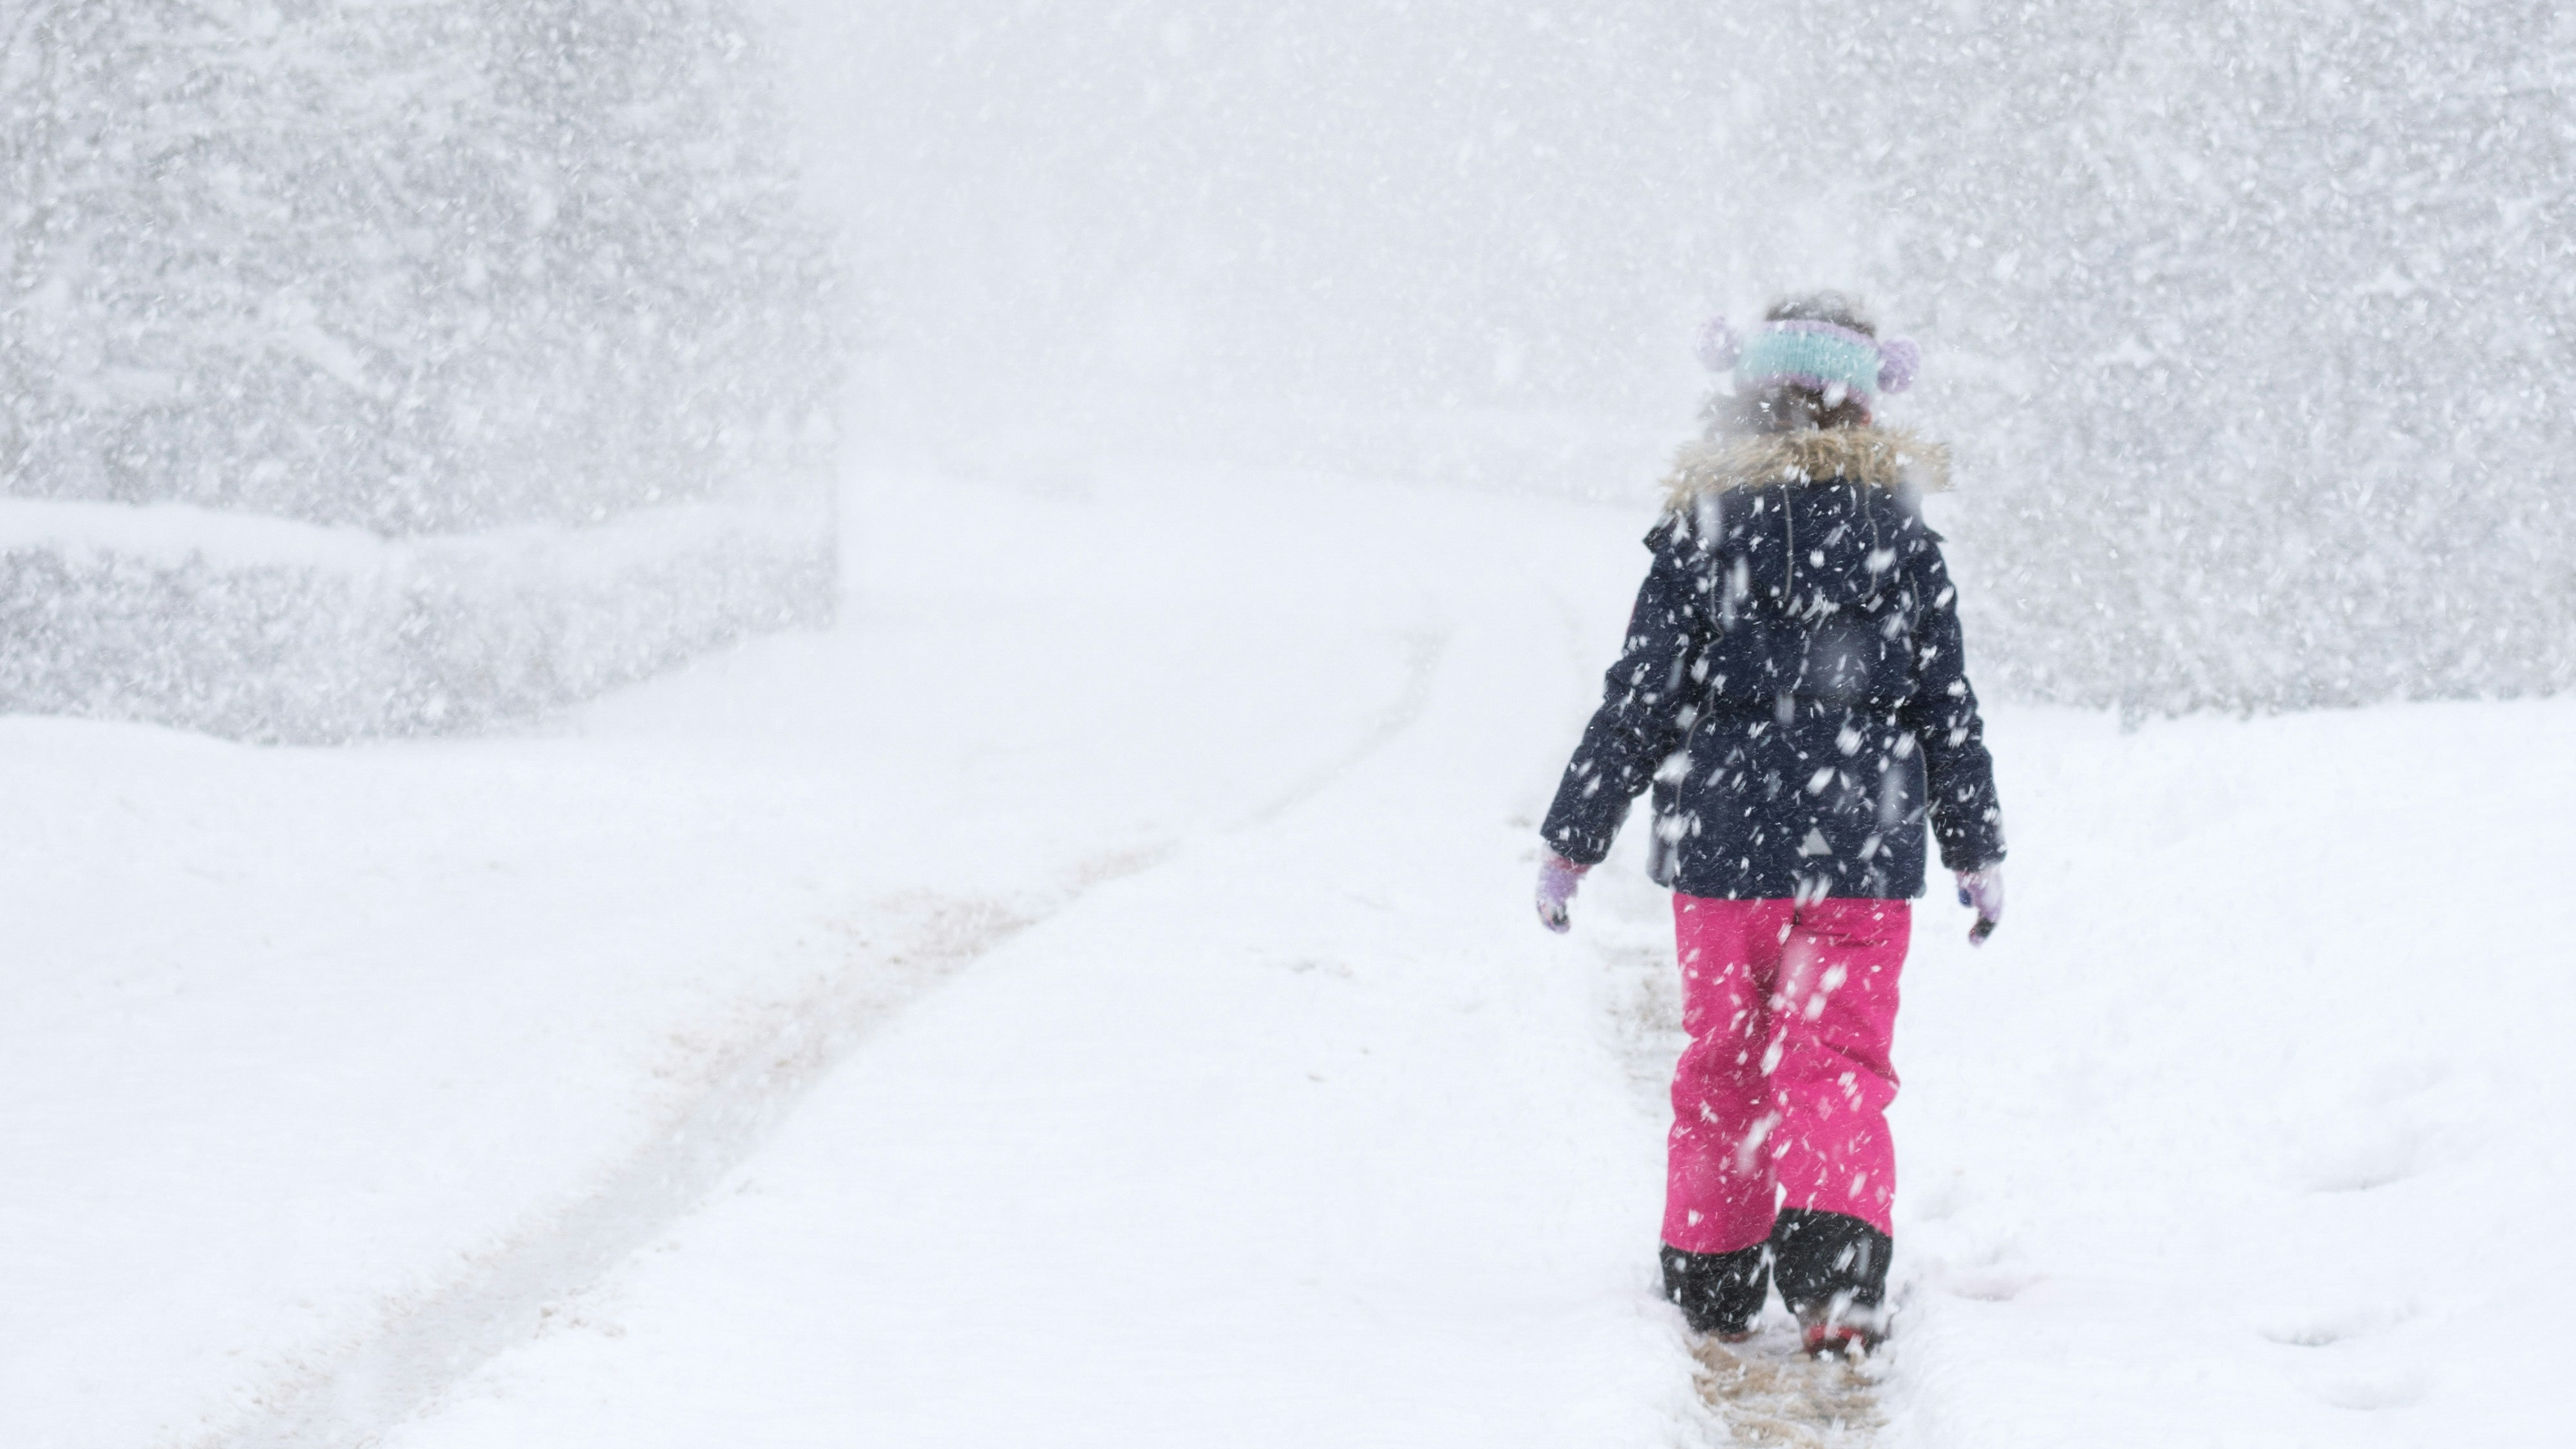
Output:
[1236,629,1450,828]
[200,891,1048,1449]
[200,630,1453,1449]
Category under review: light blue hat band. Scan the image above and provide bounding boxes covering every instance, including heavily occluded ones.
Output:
[1734,321,1884,401]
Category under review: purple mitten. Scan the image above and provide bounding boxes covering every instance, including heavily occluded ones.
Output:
[1955,866,2005,945]
[1535,852,1589,934]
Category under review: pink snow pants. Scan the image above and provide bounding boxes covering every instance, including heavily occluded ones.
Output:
[1663,895,1909,1256]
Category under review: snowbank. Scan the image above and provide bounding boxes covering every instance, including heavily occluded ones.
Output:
[0,498,832,741]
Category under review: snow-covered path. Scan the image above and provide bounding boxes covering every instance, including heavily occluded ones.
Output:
[370,459,1706,1448]
[7,448,2572,1446]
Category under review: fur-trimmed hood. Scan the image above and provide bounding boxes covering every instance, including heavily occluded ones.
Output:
[1662,426,1951,504]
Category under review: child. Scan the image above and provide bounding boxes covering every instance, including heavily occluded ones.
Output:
[1532,293,2005,1357]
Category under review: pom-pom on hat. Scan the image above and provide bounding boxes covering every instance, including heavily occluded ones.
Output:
[1698,303,1918,405]
[1694,316,1742,374]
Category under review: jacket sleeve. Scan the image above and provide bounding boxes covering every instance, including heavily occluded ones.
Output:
[1540,522,1707,867]
[1897,536,2007,871]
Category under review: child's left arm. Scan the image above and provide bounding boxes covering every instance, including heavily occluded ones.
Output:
[1897,536,2007,878]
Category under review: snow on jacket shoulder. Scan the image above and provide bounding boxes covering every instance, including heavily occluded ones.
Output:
[1540,426,2005,901]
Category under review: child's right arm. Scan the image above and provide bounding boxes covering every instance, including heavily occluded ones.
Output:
[1540,522,1709,869]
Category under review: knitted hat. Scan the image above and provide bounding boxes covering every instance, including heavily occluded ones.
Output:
[1697,307,1920,406]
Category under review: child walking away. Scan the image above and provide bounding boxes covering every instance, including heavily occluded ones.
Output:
[1533,294,2005,1359]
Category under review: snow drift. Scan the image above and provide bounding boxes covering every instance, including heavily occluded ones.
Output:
[0,0,840,740]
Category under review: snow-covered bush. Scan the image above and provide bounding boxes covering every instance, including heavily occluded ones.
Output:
[0,0,840,739]
[1714,1,2576,714]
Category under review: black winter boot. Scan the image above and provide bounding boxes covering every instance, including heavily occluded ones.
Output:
[1660,1243,1768,1340]
[1769,1208,1890,1356]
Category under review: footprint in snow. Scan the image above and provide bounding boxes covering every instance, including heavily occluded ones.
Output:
[2299,1134,2426,1193]
[2307,1370,2430,1412]
[2256,1300,2414,1349]
[1940,1269,2041,1303]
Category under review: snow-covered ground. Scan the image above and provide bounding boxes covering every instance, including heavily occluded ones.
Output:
[7,445,2570,1446]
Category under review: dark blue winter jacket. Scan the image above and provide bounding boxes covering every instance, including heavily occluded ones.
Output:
[1542,428,2004,900]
